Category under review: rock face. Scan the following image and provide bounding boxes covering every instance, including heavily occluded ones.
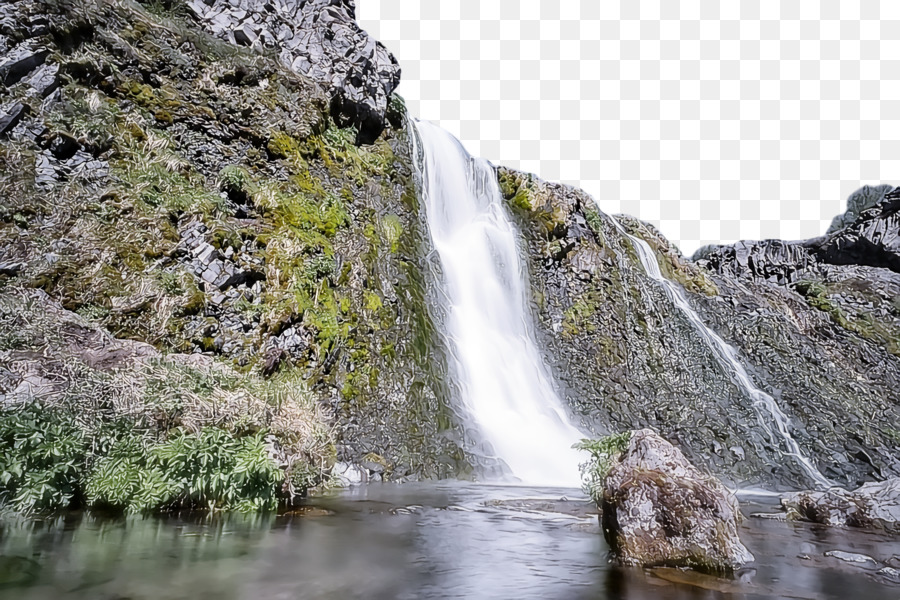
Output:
[782,478,900,532]
[185,0,401,143]
[600,429,753,572]
[695,185,900,281]
[0,0,461,481]
[501,168,900,490]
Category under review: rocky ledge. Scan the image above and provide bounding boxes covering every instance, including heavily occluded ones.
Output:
[185,0,401,143]
[695,185,900,284]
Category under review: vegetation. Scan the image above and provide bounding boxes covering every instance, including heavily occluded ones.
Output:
[794,280,900,356]
[0,405,284,514]
[574,432,632,505]
[0,289,334,515]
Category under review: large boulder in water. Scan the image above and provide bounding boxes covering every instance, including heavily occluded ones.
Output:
[599,429,754,573]
[782,478,900,532]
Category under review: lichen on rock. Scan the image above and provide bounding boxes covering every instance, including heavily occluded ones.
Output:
[593,429,754,573]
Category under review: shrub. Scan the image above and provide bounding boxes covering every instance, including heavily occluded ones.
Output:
[0,405,85,513]
[574,432,632,505]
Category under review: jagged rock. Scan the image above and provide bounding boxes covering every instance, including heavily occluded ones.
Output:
[782,478,900,532]
[185,0,400,143]
[813,187,900,273]
[0,41,49,86]
[25,62,59,97]
[600,429,753,573]
[828,184,894,234]
[695,184,900,279]
[0,103,27,136]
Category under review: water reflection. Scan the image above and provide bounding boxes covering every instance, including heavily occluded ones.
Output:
[0,484,897,599]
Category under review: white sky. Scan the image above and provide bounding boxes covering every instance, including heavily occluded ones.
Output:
[358,1,900,256]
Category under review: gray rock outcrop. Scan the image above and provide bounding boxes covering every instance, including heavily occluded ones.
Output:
[694,184,900,281]
[600,429,754,573]
[185,0,401,143]
[782,478,900,532]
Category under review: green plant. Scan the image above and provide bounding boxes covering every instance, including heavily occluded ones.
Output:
[87,427,282,512]
[218,165,254,195]
[0,405,85,513]
[574,432,632,504]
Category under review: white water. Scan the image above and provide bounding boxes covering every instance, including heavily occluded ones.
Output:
[413,120,585,487]
[607,217,832,489]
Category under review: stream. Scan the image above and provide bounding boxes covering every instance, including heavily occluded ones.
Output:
[1,483,898,599]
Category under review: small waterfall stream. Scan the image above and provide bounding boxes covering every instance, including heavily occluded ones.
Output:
[412,120,584,487]
[608,217,832,489]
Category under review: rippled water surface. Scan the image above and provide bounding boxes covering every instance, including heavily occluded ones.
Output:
[1,483,898,599]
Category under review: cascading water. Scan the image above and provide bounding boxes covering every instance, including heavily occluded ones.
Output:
[607,216,832,489]
[412,120,584,487]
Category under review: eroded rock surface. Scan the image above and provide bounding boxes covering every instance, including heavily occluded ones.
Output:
[695,185,900,281]
[782,478,900,532]
[185,0,401,143]
[600,429,753,573]
[501,168,900,490]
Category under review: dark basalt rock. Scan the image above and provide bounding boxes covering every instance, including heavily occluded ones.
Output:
[185,0,401,144]
[782,478,900,532]
[812,186,900,273]
[601,429,753,573]
[694,184,900,280]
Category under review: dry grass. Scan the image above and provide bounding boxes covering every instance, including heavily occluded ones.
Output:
[0,287,335,493]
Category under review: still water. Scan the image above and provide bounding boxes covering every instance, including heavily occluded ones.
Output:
[1,483,898,599]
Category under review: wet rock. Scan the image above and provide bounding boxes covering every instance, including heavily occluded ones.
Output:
[824,550,878,565]
[781,478,900,532]
[504,164,900,489]
[600,429,753,573]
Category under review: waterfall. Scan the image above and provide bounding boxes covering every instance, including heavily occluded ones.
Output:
[607,217,832,489]
[412,120,585,487]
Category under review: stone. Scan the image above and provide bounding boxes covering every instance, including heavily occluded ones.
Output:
[828,184,893,235]
[0,103,26,136]
[824,550,878,564]
[696,184,900,278]
[781,478,900,532]
[332,461,367,486]
[185,0,400,143]
[26,62,59,97]
[0,42,49,86]
[599,429,754,573]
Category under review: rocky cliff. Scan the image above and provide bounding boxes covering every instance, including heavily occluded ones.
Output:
[500,169,899,490]
[1,0,897,510]
[0,0,461,512]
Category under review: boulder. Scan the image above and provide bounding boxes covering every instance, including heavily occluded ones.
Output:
[782,478,900,532]
[599,429,754,573]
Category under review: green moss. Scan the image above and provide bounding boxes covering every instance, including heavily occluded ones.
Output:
[563,292,604,337]
[794,280,900,356]
[584,207,605,237]
[379,214,403,253]
[499,170,534,211]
